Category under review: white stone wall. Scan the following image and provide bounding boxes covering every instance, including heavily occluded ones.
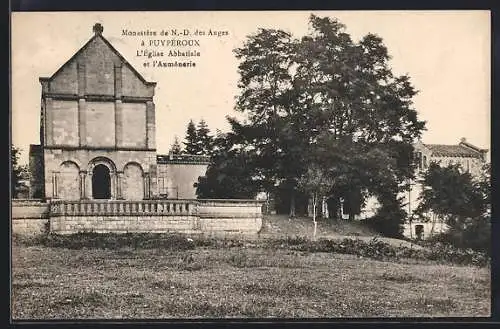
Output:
[85,101,116,147]
[120,103,146,148]
[51,100,79,146]
[197,200,264,234]
[403,221,450,240]
[156,163,209,199]
[122,162,145,200]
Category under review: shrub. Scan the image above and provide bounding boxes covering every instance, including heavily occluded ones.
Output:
[37,232,197,251]
[360,214,404,239]
[15,231,489,267]
[421,217,491,256]
[265,236,489,267]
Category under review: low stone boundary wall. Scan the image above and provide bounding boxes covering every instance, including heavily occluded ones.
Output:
[12,199,264,236]
[197,199,263,234]
[12,199,50,236]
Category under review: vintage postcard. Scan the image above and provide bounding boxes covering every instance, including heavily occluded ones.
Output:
[11,11,491,320]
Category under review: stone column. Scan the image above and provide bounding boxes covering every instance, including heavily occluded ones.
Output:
[86,171,93,200]
[79,171,87,199]
[116,171,124,199]
[52,171,59,198]
[110,171,116,200]
[143,172,150,199]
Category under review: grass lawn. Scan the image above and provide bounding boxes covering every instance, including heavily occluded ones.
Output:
[12,240,490,319]
[259,215,425,249]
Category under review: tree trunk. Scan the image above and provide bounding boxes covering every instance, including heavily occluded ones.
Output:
[312,193,317,239]
[307,197,313,217]
[289,190,296,218]
[430,213,436,236]
[337,197,343,220]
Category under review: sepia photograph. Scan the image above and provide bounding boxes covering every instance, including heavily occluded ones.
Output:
[10,10,491,319]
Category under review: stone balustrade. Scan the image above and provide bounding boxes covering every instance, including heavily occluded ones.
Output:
[14,198,265,235]
[49,199,194,217]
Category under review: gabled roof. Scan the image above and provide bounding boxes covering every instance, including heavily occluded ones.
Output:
[423,144,483,158]
[40,24,156,86]
[459,140,488,153]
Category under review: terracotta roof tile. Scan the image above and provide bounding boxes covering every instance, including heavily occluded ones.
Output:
[424,144,482,158]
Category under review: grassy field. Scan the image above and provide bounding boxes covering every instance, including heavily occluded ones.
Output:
[12,239,490,319]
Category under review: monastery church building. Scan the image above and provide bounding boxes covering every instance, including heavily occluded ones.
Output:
[29,23,209,201]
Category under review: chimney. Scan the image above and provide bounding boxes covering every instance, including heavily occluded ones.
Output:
[93,23,104,36]
[460,137,466,144]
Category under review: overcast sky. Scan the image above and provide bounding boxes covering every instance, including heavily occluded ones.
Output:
[11,11,490,164]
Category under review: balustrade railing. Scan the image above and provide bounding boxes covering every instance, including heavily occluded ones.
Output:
[49,200,194,216]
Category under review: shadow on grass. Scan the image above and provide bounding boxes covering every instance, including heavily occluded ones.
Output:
[13,281,51,289]
[51,291,107,309]
[226,251,305,269]
[240,281,328,298]
[378,271,425,284]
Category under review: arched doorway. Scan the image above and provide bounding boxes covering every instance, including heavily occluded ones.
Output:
[92,164,111,199]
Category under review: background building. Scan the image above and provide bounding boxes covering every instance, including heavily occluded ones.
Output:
[402,138,488,239]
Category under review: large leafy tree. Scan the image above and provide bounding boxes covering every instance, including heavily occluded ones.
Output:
[197,15,425,232]
[415,162,488,229]
[415,162,490,252]
[233,28,303,216]
[293,15,423,186]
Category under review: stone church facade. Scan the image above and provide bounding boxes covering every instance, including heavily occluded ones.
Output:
[29,23,209,201]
